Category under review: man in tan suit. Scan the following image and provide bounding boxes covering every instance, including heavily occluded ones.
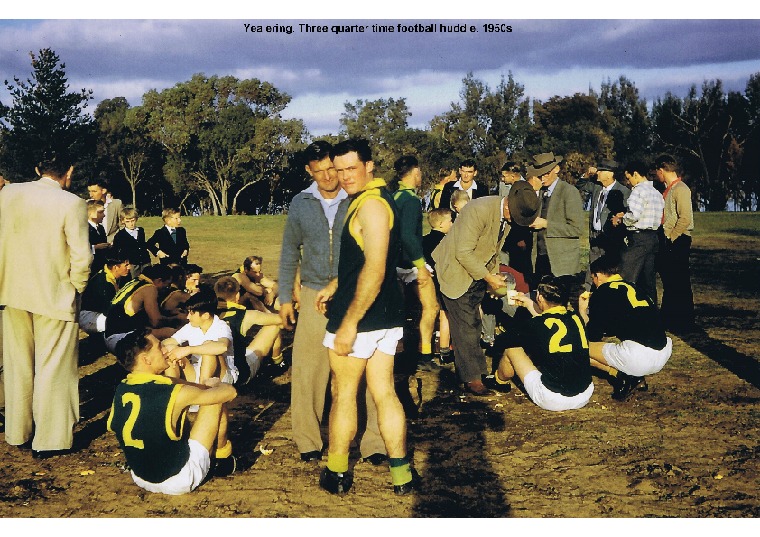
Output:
[432,183,540,395]
[0,152,91,457]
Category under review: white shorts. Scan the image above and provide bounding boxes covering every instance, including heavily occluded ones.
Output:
[131,439,211,495]
[523,370,594,412]
[78,310,106,334]
[603,337,673,377]
[323,327,403,359]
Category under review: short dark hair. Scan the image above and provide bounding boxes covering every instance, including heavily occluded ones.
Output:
[182,285,218,315]
[654,154,679,174]
[105,248,130,267]
[331,138,372,163]
[37,149,73,178]
[214,276,240,301]
[501,161,521,174]
[303,140,333,164]
[624,160,650,177]
[87,178,110,190]
[393,155,419,180]
[142,264,172,282]
[166,263,187,285]
[589,255,621,277]
[536,275,572,307]
[114,327,153,372]
[459,159,477,171]
[184,263,203,275]
[243,255,263,270]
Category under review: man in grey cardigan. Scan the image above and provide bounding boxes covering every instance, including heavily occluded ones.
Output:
[278,141,386,464]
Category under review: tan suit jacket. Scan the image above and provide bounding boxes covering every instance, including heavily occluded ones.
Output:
[432,195,510,300]
[104,196,124,243]
[0,178,92,321]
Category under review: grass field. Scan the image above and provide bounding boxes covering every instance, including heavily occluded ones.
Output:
[138,211,760,280]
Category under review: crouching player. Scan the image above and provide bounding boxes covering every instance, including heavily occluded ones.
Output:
[107,327,237,495]
[578,255,673,401]
[489,275,594,411]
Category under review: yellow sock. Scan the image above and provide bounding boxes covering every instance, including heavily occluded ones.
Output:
[215,440,233,459]
[272,353,284,365]
[421,343,432,354]
[494,371,510,385]
[326,453,349,473]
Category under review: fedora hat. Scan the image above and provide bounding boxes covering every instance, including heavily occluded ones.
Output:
[530,152,563,176]
[508,181,541,226]
[597,158,619,172]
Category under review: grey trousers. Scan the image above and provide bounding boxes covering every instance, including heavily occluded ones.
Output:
[442,280,488,384]
[290,286,385,456]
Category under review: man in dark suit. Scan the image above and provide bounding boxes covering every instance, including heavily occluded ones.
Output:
[146,208,189,265]
[87,178,123,243]
[432,183,540,395]
[528,152,585,281]
[87,199,110,272]
[575,159,631,289]
[437,159,488,211]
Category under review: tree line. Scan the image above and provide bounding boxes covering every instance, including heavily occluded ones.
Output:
[1,48,758,213]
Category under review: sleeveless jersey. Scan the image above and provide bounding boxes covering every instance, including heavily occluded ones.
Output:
[107,373,189,483]
[218,301,254,384]
[326,179,404,334]
[105,276,152,337]
[521,306,591,397]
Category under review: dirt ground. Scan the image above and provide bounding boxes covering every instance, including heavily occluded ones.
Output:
[1,238,758,519]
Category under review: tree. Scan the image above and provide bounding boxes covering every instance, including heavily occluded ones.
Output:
[340,97,411,177]
[430,72,530,186]
[139,74,306,215]
[597,76,651,164]
[0,48,94,182]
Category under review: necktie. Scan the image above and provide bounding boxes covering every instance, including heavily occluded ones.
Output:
[170,229,177,243]
[497,219,507,242]
[595,189,607,228]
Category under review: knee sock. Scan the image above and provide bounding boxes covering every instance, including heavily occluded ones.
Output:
[420,343,432,355]
[327,453,349,474]
[389,456,413,485]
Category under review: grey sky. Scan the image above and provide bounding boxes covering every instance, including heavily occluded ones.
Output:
[1,17,759,136]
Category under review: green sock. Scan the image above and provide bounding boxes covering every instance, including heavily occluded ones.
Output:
[389,456,412,485]
[326,453,349,474]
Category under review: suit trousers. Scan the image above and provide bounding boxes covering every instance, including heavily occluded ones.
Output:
[291,286,385,456]
[659,234,695,328]
[442,280,488,384]
[2,306,80,450]
[620,230,659,305]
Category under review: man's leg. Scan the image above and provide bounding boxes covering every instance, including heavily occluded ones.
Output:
[326,350,366,472]
[497,347,538,384]
[3,307,35,446]
[441,281,488,385]
[290,286,331,455]
[416,277,440,357]
[621,235,646,296]
[358,386,386,459]
[31,313,80,451]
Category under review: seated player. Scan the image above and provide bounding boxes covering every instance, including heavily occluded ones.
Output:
[214,276,285,384]
[108,328,237,495]
[104,264,177,353]
[233,255,280,312]
[578,255,673,401]
[489,275,594,411]
[184,264,203,295]
[161,286,238,387]
[160,264,192,323]
[79,250,132,335]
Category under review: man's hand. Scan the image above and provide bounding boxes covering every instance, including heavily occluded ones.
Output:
[279,302,297,331]
[315,280,338,315]
[203,377,222,388]
[333,322,357,356]
[484,273,507,294]
[578,291,591,322]
[529,217,548,230]
[157,251,168,259]
[587,166,598,177]
[167,345,191,362]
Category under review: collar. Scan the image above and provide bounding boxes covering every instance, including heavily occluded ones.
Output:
[362,178,387,192]
[544,179,559,196]
[225,301,246,310]
[104,266,118,287]
[453,180,477,190]
[88,221,99,229]
[304,181,348,202]
[541,305,568,316]
[602,181,617,193]
[138,274,154,285]
[662,178,682,198]
[165,226,176,233]
[39,176,62,189]
[124,372,174,386]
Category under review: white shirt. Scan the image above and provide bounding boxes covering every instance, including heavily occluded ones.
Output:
[453,179,480,199]
[305,182,347,229]
[171,315,236,379]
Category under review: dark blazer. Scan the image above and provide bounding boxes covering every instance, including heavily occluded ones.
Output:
[146,226,189,265]
[438,180,488,211]
[576,178,631,237]
[89,222,109,271]
[113,227,151,266]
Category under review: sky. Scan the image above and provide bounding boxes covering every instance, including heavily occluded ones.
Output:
[1,5,760,137]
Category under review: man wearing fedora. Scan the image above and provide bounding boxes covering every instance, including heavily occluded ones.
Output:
[432,184,540,395]
[576,159,631,290]
[528,152,585,283]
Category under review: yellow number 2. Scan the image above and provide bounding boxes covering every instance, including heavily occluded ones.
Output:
[121,393,145,449]
[609,281,649,308]
[544,318,572,353]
